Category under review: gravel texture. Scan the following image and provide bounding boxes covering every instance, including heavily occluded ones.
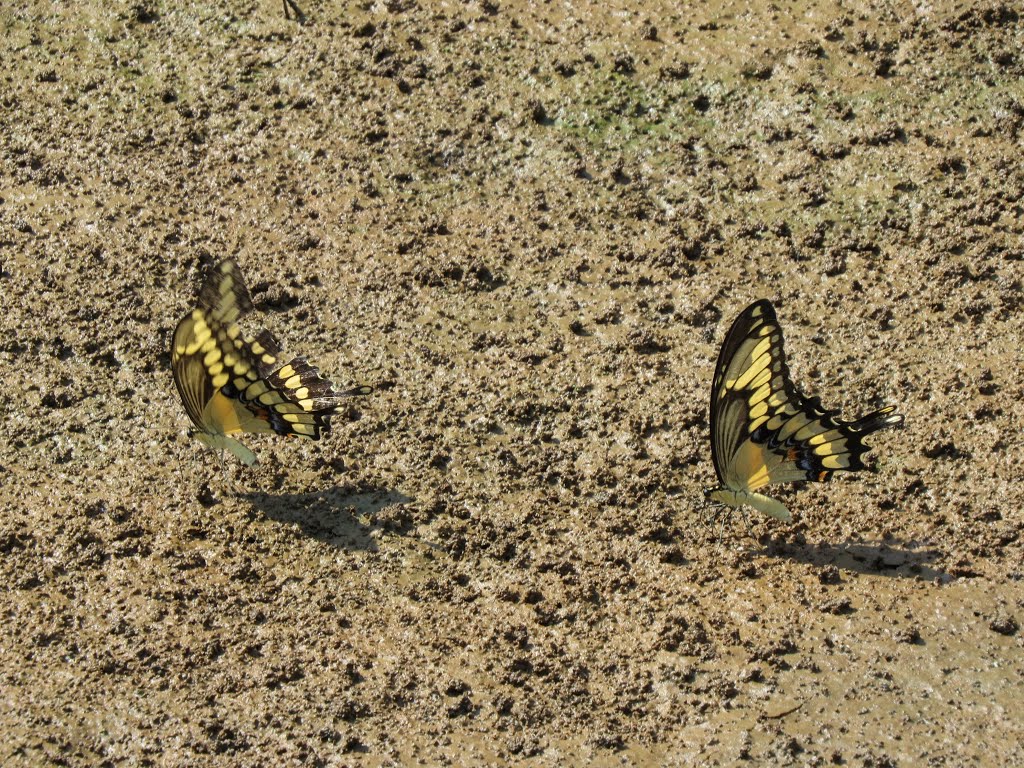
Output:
[2,1,1023,765]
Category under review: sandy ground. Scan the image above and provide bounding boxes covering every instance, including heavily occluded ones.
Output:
[2,0,1023,765]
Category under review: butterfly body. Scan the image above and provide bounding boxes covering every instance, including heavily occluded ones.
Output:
[171,259,370,465]
[709,300,903,521]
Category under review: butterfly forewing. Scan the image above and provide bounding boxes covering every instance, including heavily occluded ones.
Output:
[171,317,215,431]
[172,261,265,420]
[710,300,787,488]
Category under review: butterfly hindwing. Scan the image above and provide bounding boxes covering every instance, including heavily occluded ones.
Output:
[708,300,903,520]
[231,331,365,441]
[171,259,370,464]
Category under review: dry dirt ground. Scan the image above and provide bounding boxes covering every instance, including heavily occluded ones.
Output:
[2,0,1023,765]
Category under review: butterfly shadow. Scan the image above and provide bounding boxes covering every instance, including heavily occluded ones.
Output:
[241,486,415,551]
[759,537,948,580]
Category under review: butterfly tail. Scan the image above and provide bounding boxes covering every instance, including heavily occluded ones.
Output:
[850,405,904,436]
[251,330,370,399]
[335,384,373,397]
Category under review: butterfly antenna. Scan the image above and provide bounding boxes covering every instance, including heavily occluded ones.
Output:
[214,447,228,499]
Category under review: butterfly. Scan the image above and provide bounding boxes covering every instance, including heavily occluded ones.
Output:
[171,259,371,465]
[708,299,903,521]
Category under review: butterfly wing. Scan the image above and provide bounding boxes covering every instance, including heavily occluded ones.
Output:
[225,329,372,441]
[171,259,371,463]
[171,312,219,434]
[171,259,254,432]
[709,299,903,519]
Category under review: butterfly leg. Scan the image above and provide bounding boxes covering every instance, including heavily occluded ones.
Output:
[699,499,730,544]
[698,498,717,531]
[215,447,230,499]
[739,507,757,542]
[174,451,189,505]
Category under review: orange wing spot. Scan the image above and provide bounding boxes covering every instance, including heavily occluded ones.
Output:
[817,471,830,482]
[786,447,800,461]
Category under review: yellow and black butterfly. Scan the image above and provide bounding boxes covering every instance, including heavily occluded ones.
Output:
[708,299,903,521]
[171,259,371,465]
